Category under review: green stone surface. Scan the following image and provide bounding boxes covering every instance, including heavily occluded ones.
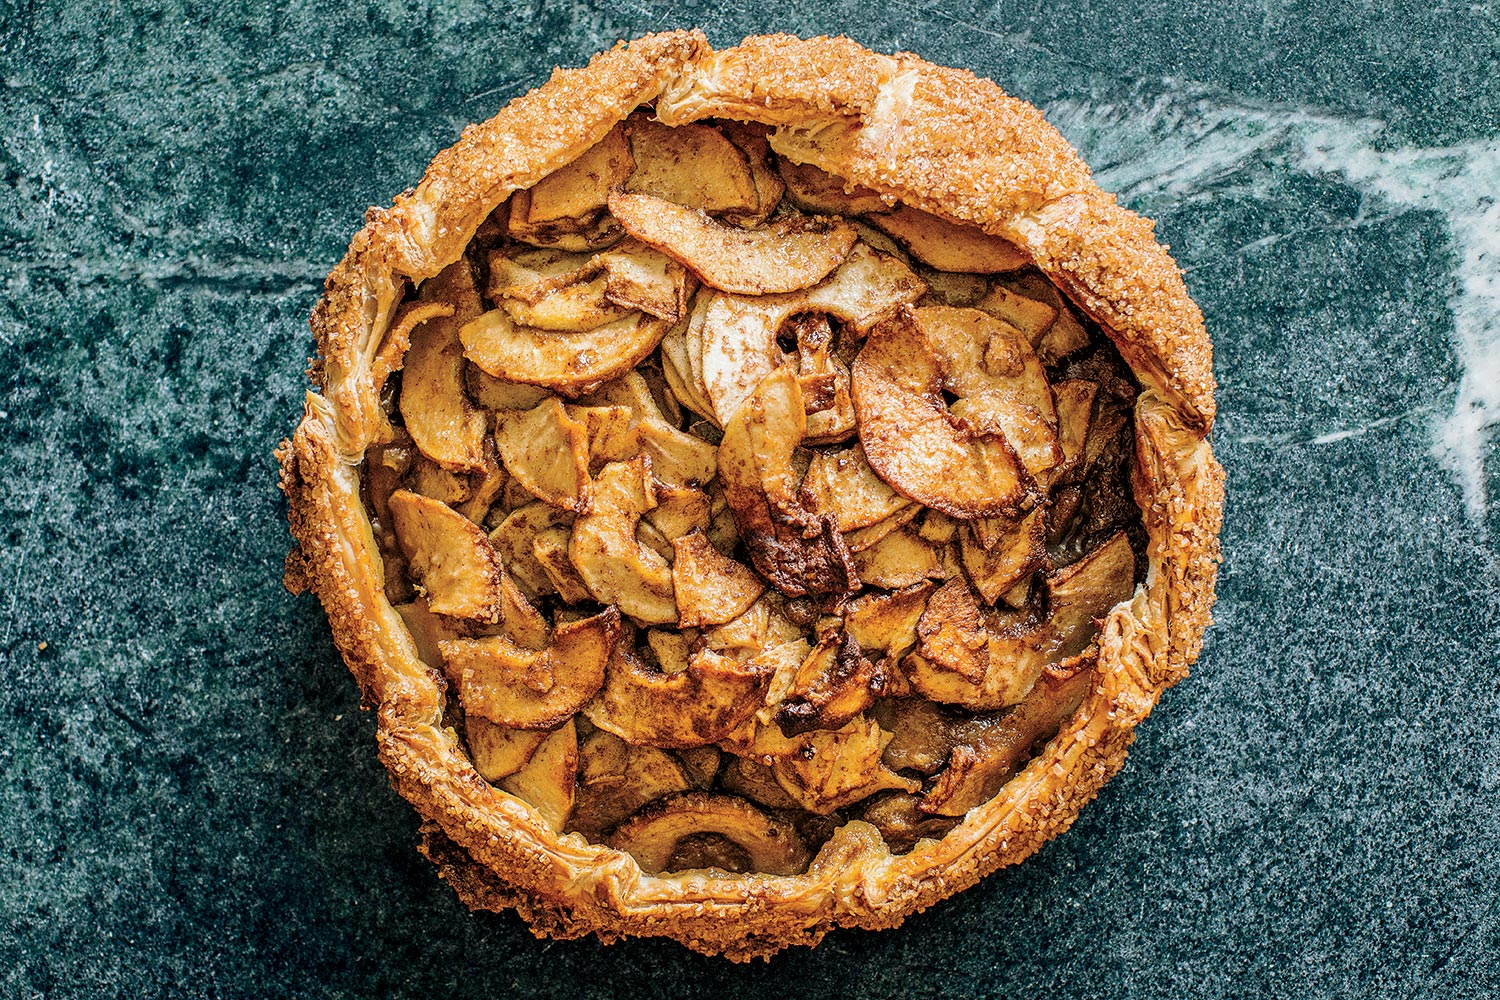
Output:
[3,2,1498,996]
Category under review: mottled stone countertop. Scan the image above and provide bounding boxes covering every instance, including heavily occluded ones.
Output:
[3,2,1497,997]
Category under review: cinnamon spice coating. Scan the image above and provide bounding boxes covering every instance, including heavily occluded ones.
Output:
[277,31,1224,960]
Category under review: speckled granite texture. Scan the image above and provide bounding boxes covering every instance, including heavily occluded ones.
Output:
[3,2,1497,997]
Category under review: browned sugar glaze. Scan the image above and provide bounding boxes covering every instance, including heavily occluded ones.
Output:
[360,112,1145,876]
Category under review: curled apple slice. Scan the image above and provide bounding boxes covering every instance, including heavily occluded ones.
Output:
[798,442,908,532]
[717,367,859,597]
[569,731,694,840]
[584,645,770,748]
[694,242,926,427]
[594,240,696,323]
[772,630,886,736]
[622,117,758,214]
[609,191,856,296]
[500,274,630,332]
[777,158,889,216]
[387,490,505,621]
[443,608,620,729]
[497,719,578,833]
[609,792,809,876]
[493,397,590,512]
[398,262,488,472]
[569,456,677,624]
[906,578,1047,710]
[769,717,919,814]
[466,717,550,783]
[460,306,669,398]
[852,308,1038,518]
[958,508,1047,605]
[670,531,765,628]
[868,205,1028,273]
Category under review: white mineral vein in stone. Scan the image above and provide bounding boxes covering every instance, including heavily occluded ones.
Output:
[1044,89,1500,526]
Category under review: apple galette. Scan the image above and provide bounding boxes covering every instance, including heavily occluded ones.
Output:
[279,31,1223,959]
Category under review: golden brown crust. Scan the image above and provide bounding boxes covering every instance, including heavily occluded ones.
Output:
[278,30,1223,960]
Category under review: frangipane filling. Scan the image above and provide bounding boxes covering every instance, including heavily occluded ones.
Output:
[362,112,1144,876]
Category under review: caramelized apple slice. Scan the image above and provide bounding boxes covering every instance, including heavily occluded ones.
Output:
[921,662,1094,816]
[584,645,770,749]
[852,308,1038,518]
[958,508,1047,605]
[609,191,856,296]
[387,490,505,621]
[442,608,619,729]
[868,206,1028,273]
[906,579,1047,710]
[488,502,573,599]
[609,792,809,876]
[498,719,578,833]
[569,456,677,624]
[1044,531,1136,658]
[493,397,590,512]
[769,717,919,814]
[622,117,758,214]
[460,307,669,397]
[500,274,631,332]
[851,527,944,589]
[487,247,596,305]
[997,271,1090,364]
[798,443,908,531]
[671,531,765,628]
[717,367,859,597]
[695,243,926,427]
[1049,379,1100,485]
[773,631,886,735]
[975,282,1058,345]
[861,793,960,853]
[595,240,696,323]
[569,730,693,840]
[466,717,550,782]
[777,159,889,216]
[525,124,632,225]
[398,262,488,472]
[913,305,1061,480]
[843,582,934,658]
[718,122,785,226]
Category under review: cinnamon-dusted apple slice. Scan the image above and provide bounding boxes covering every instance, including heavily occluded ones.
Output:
[569,455,677,624]
[531,526,597,605]
[798,443,908,531]
[460,306,669,398]
[609,792,809,876]
[594,240,696,323]
[975,282,1058,346]
[465,367,551,412]
[371,300,453,397]
[488,502,573,599]
[906,578,1047,711]
[584,644,770,748]
[868,205,1028,273]
[769,717,919,814]
[997,271,1090,365]
[500,273,631,332]
[387,489,506,621]
[1045,531,1136,658]
[840,503,920,554]
[493,397,590,512]
[699,595,804,661]
[852,308,1038,518]
[525,124,633,225]
[914,305,1061,481]
[860,793,961,853]
[487,247,596,305]
[622,117,758,214]
[671,531,765,628]
[959,508,1047,605]
[718,122,785,226]
[442,608,620,729]
[851,527,944,589]
[720,756,803,811]
[466,717,551,783]
[399,262,488,472]
[872,698,958,775]
[569,730,694,840]
[1049,379,1100,485]
[773,630,886,735]
[843,582,934,659]
[777,159,889,216]
[609,191,857,295]
[564,404,640,467]
[497,719,578,833]
[580,370,719,486]
[644,483,711,541]
[921,661,1095,817]
[717,367,858,597]
[788,313,856,444]
[695,243,926,427]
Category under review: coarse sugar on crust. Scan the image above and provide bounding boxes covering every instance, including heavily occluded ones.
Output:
[278,30,1224,960]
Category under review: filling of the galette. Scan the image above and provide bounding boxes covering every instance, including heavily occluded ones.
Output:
[362,112,1145,876]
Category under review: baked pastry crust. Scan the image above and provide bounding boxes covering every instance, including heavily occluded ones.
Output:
[278,31,1224,960]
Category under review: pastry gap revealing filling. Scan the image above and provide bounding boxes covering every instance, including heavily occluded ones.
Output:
[360,111,1146,876]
